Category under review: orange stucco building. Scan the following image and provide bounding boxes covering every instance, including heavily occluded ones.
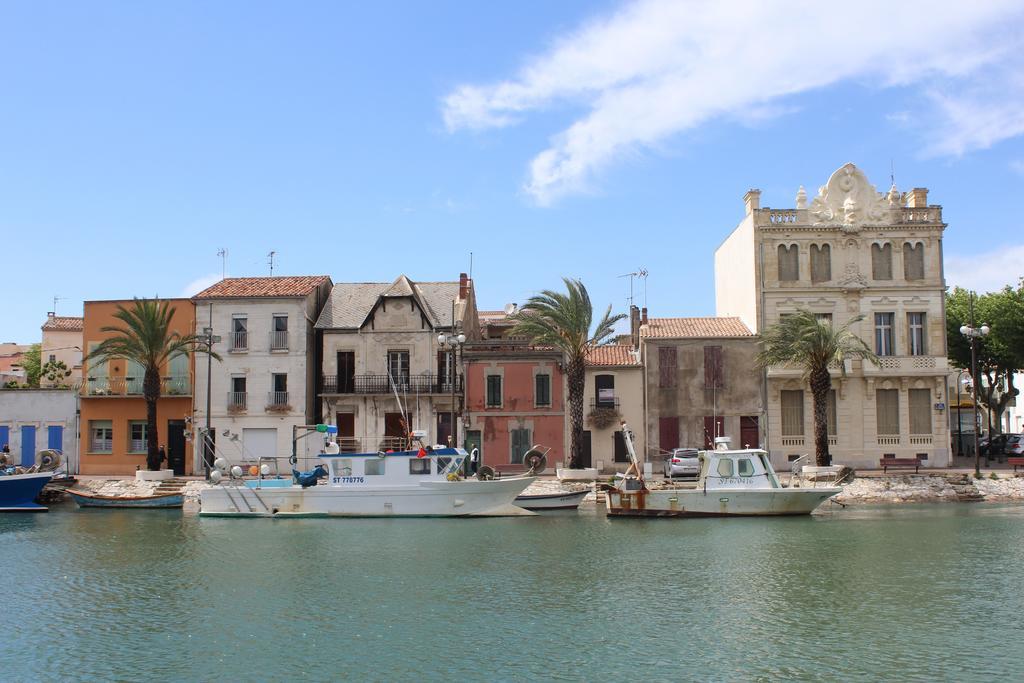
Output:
[79,299,196,475]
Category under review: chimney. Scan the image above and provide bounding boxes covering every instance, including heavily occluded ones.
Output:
[743,189,761,215]
[458,272,469,300]
[641,307,648,325]
[905,188,928,208]
[47,312,55,319]
[630,305,640,348]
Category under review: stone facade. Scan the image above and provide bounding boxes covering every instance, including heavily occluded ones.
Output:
[715,163,951,468]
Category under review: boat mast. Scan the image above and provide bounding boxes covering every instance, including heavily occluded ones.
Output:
[619,421,645,487]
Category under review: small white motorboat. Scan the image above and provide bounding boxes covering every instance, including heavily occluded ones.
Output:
[514,488,589,511]
[605,423,841,518]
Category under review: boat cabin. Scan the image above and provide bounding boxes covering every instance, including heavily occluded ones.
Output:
[698,449,781,490]
[321,448,467,486]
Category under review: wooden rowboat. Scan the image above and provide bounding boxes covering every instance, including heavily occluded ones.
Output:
[514,489,589,511]
[66,489,184,509]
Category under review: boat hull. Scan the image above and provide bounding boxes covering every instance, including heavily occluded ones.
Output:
[0,472,53,512]
[66,490,184,508]
[605,486,841,517]
[514,489,589,510]
[199,476,536,517]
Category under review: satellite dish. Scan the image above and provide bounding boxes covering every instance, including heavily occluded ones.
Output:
[523,447,548,474]
[37,449,63,471]
[476,465,496,481]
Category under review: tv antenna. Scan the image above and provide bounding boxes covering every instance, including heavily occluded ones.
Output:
[217,248,228,279]
[617,269,648,309]
[51,295,66,315]
[267,251,276,276]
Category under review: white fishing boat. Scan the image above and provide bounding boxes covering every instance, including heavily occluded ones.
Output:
[605,423,841,518]
[514,488,589,511]
[200,445,535,518]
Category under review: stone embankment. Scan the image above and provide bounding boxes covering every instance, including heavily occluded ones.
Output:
[832,473,1024,505]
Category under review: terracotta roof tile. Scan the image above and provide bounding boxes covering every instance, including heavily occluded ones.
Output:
[641,317,753,339]
[193,276,331,299]
[41,316,84,331]
[586,345,640,366]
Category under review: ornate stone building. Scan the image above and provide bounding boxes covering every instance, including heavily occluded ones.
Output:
[715,163,951,468]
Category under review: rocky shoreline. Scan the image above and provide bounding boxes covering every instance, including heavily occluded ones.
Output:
[64,472,1024,507]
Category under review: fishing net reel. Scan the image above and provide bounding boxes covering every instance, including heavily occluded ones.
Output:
[476,465,496,481]
[523,447,549,475]
[37,449,63,471]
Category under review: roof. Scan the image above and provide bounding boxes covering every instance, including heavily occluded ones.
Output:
[641,317,754,339]
[586,345,640,367]
[193,276,331,300]
[316,275,461,329]
[42,316,84,331]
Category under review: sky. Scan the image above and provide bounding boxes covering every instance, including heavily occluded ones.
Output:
[3,0,1024,343]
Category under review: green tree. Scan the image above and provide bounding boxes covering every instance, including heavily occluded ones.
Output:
[21,343,42,387]
[946,283,1024,434]
[756,310,879,466]
[85,299,218,470]
[41,359,72,387]
[510,278,625,469]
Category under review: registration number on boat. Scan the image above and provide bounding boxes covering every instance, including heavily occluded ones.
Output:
[333,476,365,484]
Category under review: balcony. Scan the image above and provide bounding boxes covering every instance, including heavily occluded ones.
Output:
[267,391,291,412]
[589,397,620,410]
[321,373,463,395]
[229,331,248,352]
[227,391,248,412]
[270,330,289,351]
[84,376,191,397]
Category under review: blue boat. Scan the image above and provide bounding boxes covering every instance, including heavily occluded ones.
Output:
[66,489,184,509]
[0,471,54,512]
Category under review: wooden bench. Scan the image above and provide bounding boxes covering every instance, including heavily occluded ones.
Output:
[1008,457,1024,473]
[879,457,922,473]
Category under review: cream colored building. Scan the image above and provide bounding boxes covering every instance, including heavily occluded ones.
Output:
[583,344,645,473]
[40,314,83,387]
[715,163,951,468]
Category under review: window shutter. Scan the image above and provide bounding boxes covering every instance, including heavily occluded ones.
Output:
[659,417,679,451]
[704,346,723,389]
[659,347,677,388]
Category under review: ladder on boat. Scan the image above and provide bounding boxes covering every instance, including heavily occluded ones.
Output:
[221,482,271,514]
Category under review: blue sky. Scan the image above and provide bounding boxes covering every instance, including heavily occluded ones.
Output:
[3,0,1023,343]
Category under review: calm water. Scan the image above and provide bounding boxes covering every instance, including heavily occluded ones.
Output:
[4,503,1024,682]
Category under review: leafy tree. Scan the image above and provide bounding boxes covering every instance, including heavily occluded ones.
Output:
[946,283,1024,434]
[21,343,42,387]
[756,310,879,466]
[85,299,218,470]
[510,279,625,469]
[41,359,72,387]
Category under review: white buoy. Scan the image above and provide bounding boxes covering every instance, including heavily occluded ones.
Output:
[210,470,223,483]
[260,464,271,476]
[213,457,228,470]
[230,466,243,478]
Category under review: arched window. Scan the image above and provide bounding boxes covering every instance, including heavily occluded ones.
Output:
[810,244,831,283]
[777,244,799,282]
[871,243,893,280]
[903,242,925,280]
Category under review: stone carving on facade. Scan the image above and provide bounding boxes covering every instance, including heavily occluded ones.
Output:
[808,163,891,232]
[837,262,868,290]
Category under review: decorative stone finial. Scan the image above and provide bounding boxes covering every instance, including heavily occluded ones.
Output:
[795,185,807,209]
[887,184,901,208]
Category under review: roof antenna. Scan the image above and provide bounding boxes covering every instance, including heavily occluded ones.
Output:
[217,248,228,280]
[617,269,648,309]
[267,250,276,276]
[51,295,66,316]
[890,159,896,187]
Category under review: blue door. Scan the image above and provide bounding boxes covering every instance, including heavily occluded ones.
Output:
[0,426,9,459]
[21,426,36,467]
[48,425,64,452]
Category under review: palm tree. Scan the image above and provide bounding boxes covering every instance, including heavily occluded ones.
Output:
[755,310,879,466]
[86,299,217,471]
[510,278,625,469]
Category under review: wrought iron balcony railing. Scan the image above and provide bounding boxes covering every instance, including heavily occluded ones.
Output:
[270,331,289,351]
[227,391,248,410]
[267,391,290,410]
[229,331,248,352]
[321,373,463,394]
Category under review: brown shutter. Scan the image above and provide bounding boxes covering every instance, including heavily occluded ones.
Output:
[659,416,679,451]
[704,346,723,389]
[659,346,677,388]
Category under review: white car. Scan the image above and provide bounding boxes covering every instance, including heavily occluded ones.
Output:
[664,448,700,479]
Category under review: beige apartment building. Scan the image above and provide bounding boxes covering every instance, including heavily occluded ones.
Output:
[715,162,951,468]
[583,343,645,473]
[40,314,84,387]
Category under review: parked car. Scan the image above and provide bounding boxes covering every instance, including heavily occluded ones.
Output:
[1004,435,1024,456]
[979,433,1011,456]
[664,448,700,479]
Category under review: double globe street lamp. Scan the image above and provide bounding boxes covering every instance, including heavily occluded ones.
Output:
[437,331,466,458]
[959,294,990,477]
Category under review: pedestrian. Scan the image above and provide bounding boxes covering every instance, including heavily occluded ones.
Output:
[470,447,480,475]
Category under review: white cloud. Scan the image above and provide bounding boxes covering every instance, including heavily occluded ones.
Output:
[945,244,1024,293]
[180,273,222,297]
[443,0,1024,205]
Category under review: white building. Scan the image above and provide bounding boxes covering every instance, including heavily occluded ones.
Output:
[716,163,951,468]
[192,276,332,470]
[316,274,479,451]
[0,389,79,472]
[40,313,83,387]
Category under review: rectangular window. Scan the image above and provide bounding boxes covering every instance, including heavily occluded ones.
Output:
[781,390,804,436]
[535,374,551,407]
[778,244,799,281]
[486,375,502,407]
[270,373,288,406]
[231,315,248,350]
[409,458,431,475]
[48,354,56,363]
[510,428,531,463]
[229,376,247,409]
[810,244,831,283]
[875,313,894,356]
[387,350,410,386]
[704,346,723,389]
[595,374,615,407]
[271,315,288,350]
[903,243,925,280]
[659,416,679,451]
[908,313,926,356]
[364,459,385,476]
[909,389,931,434]
[826,390,837,436]
[876,389,900,435]
[658,346,677,388]
[128,421,147,453]
[90,420,113,453]
[613,431,629,463]
[871,243,893,280]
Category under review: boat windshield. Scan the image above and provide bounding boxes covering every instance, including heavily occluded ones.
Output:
[435,456,464,475]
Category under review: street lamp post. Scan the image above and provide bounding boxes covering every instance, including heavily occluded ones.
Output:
[959,292,990,477]
[954,369,969,458]
[202,323,222,479]
[437,329,466,458]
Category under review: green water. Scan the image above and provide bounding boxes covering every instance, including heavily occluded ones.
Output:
[4,503,1024,682]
